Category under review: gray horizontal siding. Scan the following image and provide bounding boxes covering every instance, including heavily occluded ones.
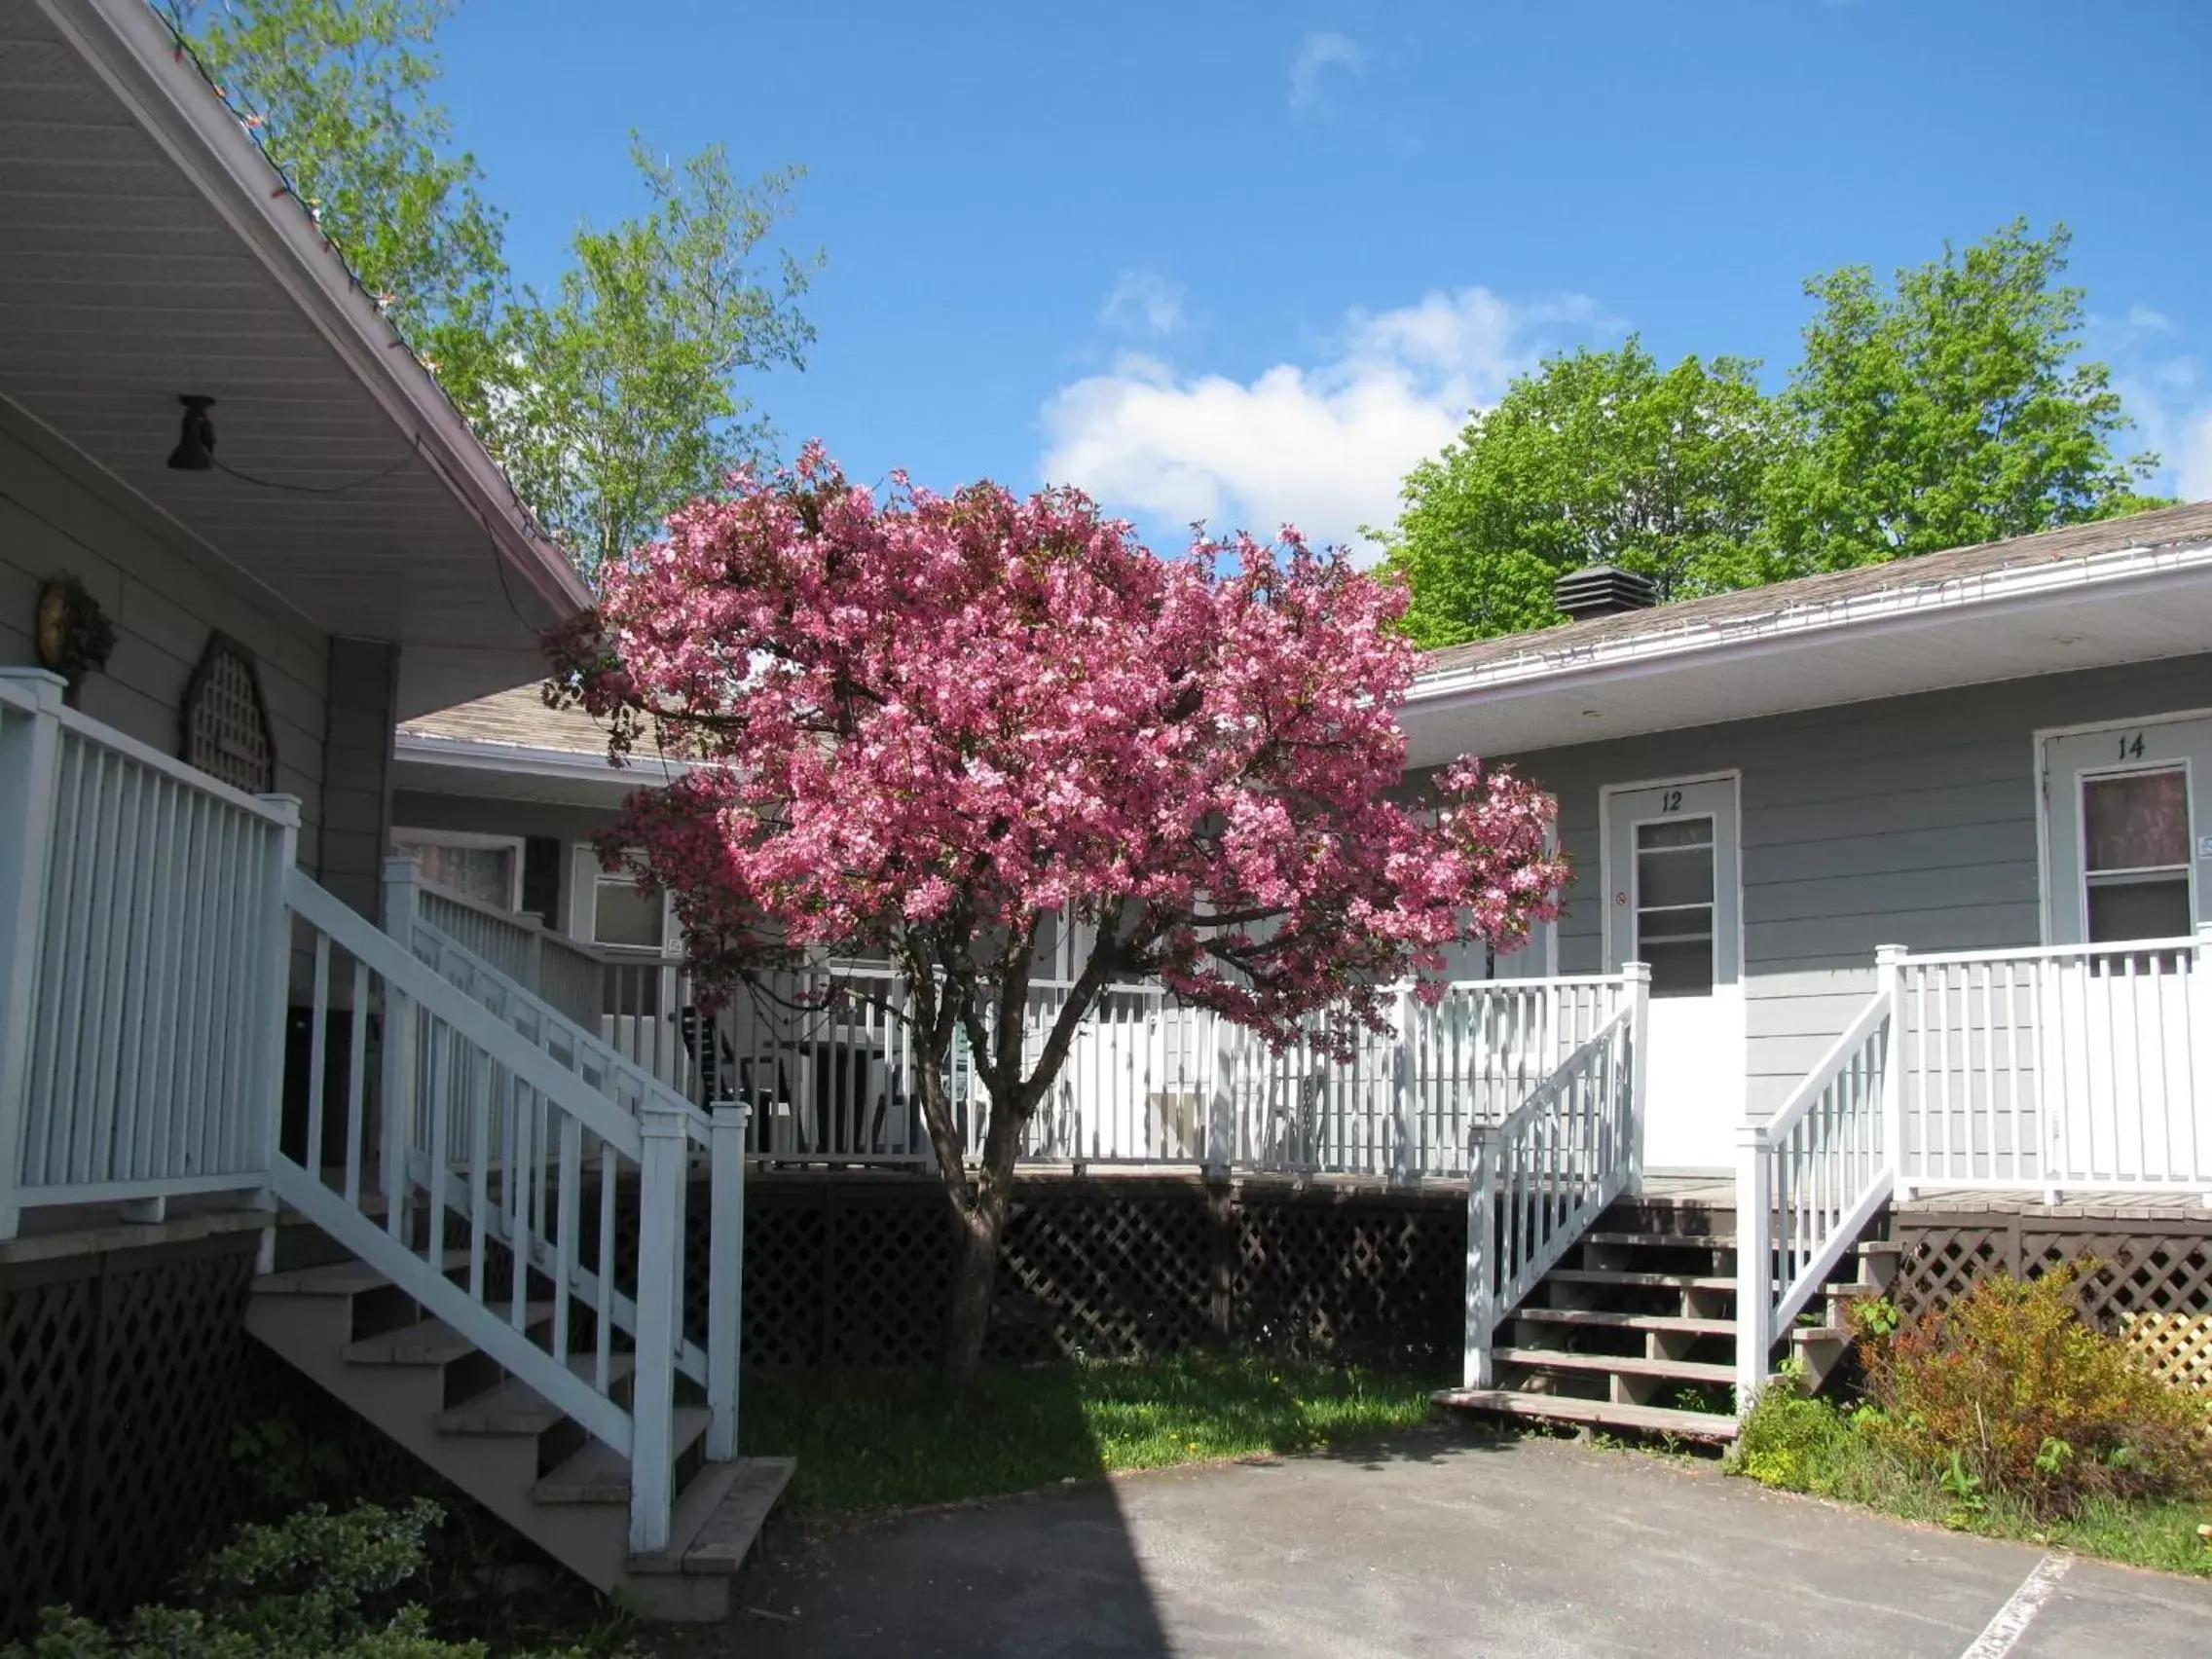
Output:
[0,411,333,867]
[1445,650,2212,1118]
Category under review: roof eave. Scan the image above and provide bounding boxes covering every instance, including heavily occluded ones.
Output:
[43,0,592,628]
[1407,536,2212,707]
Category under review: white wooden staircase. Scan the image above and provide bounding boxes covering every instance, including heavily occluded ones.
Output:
[240,860,789,1621]
[1442,971,1904,1443]
[247,1248,790,1620]
[1440,1200,1899,1441]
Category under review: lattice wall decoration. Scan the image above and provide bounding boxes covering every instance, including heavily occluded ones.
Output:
[0,1238,262,1641]
[181,633,277,793]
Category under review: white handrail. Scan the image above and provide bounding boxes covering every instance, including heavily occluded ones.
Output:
[1893,932,2211,1192]
[288,868,741,1555]
[1735,955,1898,1410]
[0,671,299,1235]
[1462,965,1648,1390]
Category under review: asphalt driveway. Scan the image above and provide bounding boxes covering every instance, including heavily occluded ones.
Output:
[673,1431,2211,1658]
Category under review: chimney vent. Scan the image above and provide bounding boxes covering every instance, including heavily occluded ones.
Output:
[1554,565,1657,621]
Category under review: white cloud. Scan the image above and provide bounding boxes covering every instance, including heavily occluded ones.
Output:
[1040,286,1611,558]
[1100,270,1187,338]
[2128,303,2176,333]
[1288,30,1364,111]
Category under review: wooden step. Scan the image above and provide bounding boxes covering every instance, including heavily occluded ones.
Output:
[535,1407,712,1503]
[1493,1347,1736,1384]
[630,1456,795,1576]
[1549,1267,1735,1291]
[343,1307,553,1366]
[434,1354,637,1435]
[1516,1307,1735,1336]
[253,1252,462,1297]
[1435,1387,1739,1442]
[1579,1231,1735,1249]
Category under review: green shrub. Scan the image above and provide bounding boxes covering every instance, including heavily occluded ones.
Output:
[2,1499,585,1659]
[1861,1266,2212,1519]
[1733,1372,1856,1493]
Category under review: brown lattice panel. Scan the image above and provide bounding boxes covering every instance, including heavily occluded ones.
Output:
[1886,1208,2212,1344]
[722,1171,1463,1370]
[2121,1312,2212,1394]
[1,1236,262,1640]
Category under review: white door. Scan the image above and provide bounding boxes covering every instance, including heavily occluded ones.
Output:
[2039,718,2212,1183]
[1604,776,1744,1171]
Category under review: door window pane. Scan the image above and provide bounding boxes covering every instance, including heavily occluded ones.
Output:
[1643,940,1714,998]
[1638,818,1711,851]
[1637,846,1714,908]
[2084,770,2188,871]
[594,878,666,949]
[2086,877,2191,944]
[1634,817,1714,998]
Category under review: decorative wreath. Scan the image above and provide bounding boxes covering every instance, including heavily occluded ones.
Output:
[34,574,117,699]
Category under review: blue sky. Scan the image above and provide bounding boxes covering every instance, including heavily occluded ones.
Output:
[436,0,2211,558]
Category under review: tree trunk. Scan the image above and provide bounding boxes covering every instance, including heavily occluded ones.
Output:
[941,1154,1014,1380]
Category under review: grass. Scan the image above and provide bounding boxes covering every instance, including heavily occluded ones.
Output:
[737,1350,1442,1515]
[1729,1383,2212,1577]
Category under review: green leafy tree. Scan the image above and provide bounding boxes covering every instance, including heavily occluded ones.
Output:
[161,1,511,412]
[1768,219,2165,571]
[485,139,818,579]
[164,2,818,581]
[1379,340,1787,647]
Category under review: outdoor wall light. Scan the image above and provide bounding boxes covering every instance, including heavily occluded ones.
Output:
[167,394,216,471]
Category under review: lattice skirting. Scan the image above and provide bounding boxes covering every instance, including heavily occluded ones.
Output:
[0,1236,262,1640]
[1887,1209,2212,1376]
[695,1174,1466,1371]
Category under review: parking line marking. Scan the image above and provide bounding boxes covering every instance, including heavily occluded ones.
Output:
[1960,1553,2072,1659]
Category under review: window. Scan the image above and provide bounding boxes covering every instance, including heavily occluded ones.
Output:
[1635,816,1714,998]
[592,873,667,950]
[390,830,523,910]
[2082,768,2191,943]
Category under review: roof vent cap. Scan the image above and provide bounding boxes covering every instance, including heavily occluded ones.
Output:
[1554,564,1657,621]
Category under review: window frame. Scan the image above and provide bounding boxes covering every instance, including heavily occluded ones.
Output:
[389,828,526,911]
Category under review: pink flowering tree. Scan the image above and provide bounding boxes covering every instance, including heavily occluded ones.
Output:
[547,447,1568,1378]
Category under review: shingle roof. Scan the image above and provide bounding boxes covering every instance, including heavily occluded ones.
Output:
[1416,500,2212,682]
[397,685,616,759]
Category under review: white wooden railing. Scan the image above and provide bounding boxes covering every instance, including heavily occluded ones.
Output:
[1735,951,1899,1406]
[0,670,297,1236]
[1894,931,2212,1194]
[1462,965,1648,1388]
[279,862,745,1554]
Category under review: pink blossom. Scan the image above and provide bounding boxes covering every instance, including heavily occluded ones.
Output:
[547,447,1569,1057]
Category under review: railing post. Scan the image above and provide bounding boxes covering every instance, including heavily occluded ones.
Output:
[1876,945,1906,1199]
[1463,1127,1496,1389]
[251,795,303,1269]
[2194,925,2212,1204]
[1623,963,1651,1196]
[0,672,65,1240]
[1391,982,1416,1184]
[1205,1009,1235,1180]
[379,858,423,1231]
[705,1102,748,1461]
[631,1103,687,1554]
[1734,1122,1775,1415]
